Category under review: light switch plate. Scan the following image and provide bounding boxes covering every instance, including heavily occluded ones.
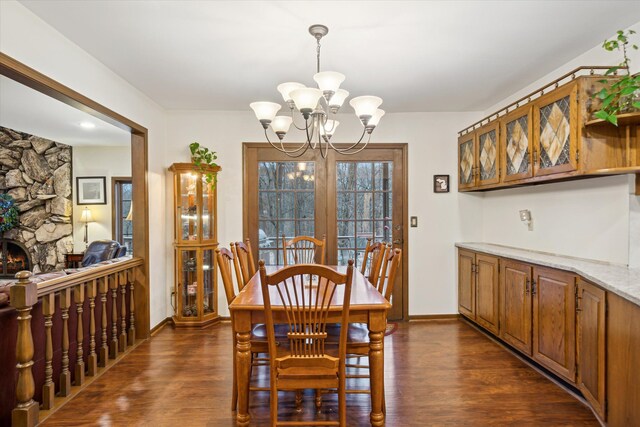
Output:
[410,216,418,227]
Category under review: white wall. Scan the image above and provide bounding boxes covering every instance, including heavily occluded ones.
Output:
[71,146,131,251]
[166,111,483,316]
[478,22,640,265]
[0,1,168,328]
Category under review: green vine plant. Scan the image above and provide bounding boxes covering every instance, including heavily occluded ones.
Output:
[593,29,640,126]
[189,142,219,188]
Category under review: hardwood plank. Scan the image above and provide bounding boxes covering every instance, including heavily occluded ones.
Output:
[41,321,597,426]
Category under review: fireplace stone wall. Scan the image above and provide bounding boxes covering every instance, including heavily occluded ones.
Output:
[0,126,73,273]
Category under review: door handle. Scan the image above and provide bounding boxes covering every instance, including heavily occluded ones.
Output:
[393,239,402,245]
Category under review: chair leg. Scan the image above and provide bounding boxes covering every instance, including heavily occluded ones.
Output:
[232,341,238,411]
[271,374,278,427]
[339,380,346,427]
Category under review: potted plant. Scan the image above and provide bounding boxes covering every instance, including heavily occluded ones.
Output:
[189,142,219,188]
[593,29,640,126]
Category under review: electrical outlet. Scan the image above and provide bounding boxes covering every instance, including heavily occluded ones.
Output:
[410,216,418,227]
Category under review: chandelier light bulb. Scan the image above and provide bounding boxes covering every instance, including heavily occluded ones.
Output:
[349,96,383,125]
[328,89,350,112]
[366,109,386,131]
[321,119,340,140]
[313,71,346,99]
[277,82,305,103]
[250,102,281,128]
[290,88,323,118]
[270,116,293,140]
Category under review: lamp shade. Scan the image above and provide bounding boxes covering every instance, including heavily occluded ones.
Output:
[290,88,323,112]
[277,82,305,102]
[367,109,386,127]
[249,102,281,122]
[313,71,345,93]
[270,116,293,134]
[80,207,93,223]
[320,120,340,138]
[328,89,349,109]
[349,96,383,118]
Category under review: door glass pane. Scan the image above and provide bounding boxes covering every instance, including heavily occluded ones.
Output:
[539,95,571,169]
[203,249,214,314]
[257,161,315,265]
[180,249,198,317]
[180,173,198,241]
[506,115,530,176]
[336,161,393,267]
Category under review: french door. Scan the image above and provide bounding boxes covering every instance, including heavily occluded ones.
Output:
[243,143,407,320]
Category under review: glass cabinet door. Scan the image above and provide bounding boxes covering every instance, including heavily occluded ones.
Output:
[458,132,476,190]
[502,106,533,182]
[179,249,199,318]
[202,176,215,241]
[476,122,500,186]
[202,249,215,314]
[179,172,199,242]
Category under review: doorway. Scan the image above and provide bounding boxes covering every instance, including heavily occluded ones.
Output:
[243,143,408,320]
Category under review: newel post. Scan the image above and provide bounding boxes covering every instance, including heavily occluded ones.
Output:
[10,270,39,427]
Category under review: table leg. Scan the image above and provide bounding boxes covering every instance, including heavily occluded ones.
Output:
[235,312,252,426]
[369,311,386,426]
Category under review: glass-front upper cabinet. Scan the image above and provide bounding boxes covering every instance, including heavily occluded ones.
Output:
[169,163,219,245]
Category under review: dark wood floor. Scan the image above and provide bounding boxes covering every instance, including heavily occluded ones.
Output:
[41,319,598,426]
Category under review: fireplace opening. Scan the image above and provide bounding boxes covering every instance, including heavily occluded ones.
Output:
[0,240,32,278]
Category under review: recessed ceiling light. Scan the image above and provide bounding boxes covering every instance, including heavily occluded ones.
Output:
[80,121,96,129]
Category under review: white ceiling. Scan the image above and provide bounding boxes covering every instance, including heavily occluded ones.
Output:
[18,1,640,113]
[0,75,131,146]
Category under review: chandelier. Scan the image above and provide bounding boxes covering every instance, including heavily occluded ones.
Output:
[249,24,385,158]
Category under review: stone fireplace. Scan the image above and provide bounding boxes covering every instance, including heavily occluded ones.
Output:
[0,126,73,274]
[0,239,32,278]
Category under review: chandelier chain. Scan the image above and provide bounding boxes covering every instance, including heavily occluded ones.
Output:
[316,38,321,74]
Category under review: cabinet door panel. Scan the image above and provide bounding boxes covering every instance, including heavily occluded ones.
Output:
[577,279,606,420]
[502,106,533,182]
[533,83,578,176]
[500,260,532,355]
[458,133,476,190]
[533,267,576,382]
[477,123,500,186]
[475,254,500,334]
[458,250,475,319]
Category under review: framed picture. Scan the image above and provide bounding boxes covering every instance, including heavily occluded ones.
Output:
[76,176,107,205]
[434,175,450,193]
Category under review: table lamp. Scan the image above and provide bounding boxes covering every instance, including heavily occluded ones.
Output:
[80,207,94,250]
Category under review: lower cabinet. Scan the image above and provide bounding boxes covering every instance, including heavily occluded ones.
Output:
[457,250,499,334]
[532,266,576,382]
[457,247,640,424]
[500,259,532,355]
[576,278,606,420]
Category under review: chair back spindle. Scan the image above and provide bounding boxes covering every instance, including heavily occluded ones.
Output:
[377,248,402,302]
[361,239,387,286]
[233,239,256,288]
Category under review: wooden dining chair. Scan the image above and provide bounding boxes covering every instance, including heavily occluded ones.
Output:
[325,247,402,408]
[282,234,326,266]
[360,239,387,285]
[216,246,285,410]
[259,260,354,427]
[232,238,256,288]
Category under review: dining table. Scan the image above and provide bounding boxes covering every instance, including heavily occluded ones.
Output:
[229,265,391,426]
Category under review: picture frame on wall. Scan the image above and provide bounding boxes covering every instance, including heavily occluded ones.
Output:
[434,175,450,193]
[77,176,107,205]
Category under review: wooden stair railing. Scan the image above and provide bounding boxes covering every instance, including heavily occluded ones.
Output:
[8,257,144,427]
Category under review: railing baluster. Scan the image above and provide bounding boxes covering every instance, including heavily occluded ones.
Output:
[87,279,98,376]
[109,274,118,359]
[99,277,108,367]
[127,268,136,346]
[74,284,85,386]
[10,271,38,427]
[119,271,127,352]
[41,293,55,410]
[59,288,72,396]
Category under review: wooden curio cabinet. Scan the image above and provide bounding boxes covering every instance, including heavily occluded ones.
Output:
[169,162,221,327]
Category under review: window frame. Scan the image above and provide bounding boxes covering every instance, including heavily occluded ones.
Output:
[111,176,133,254]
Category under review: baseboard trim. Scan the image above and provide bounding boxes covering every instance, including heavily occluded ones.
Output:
[150,317,171,336]
[408,314,460,321]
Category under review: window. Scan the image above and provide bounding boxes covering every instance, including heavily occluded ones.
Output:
[112,177,133,254]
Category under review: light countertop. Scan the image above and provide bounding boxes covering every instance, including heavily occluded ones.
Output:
[455,242,640,306]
